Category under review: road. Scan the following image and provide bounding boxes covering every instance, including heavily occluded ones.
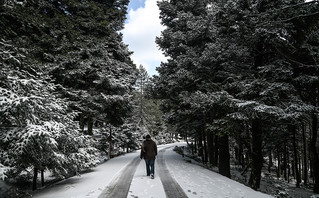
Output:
[98,145,187,198]
[33,143,273,198]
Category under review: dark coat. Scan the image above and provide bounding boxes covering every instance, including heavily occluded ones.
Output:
[140,139,157,160]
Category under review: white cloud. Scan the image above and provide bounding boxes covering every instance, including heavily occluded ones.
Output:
[122,0,166,76]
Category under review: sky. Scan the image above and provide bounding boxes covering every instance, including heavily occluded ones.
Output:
[121,0,166,76]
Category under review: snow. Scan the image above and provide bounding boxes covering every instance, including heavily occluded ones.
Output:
[128,159,166,198]
[0,164,9,181]
[33,152,138,198]
[163,145,272,198]
[33,143,273,198]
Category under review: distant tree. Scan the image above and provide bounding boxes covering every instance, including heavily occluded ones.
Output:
[133,65,165,138]
[135,65,150,127]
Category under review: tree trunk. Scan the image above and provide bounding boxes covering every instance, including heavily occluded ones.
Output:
[283,142,287,181]
[292,124,301,187]
[235,146,239,165]
[41,169,44,187]
[79,113,85,131]
[214,134,219,166]
[198,131,203,158]
[244,121,252,169]
[87,116,93,135]
[207,131,215,165]
[277,148,281,178]
[310,113,319,193]
[309,139,313,179]
[203,130,208,163]
[239,141,244,167]
[268,150,272,173]
[218,134,230,178]
[194,137,197,154]
[287,153,290,183]
[109,125,113,159]
[32,168,38,191]
[249,119,263,190]
[302,122,308,185]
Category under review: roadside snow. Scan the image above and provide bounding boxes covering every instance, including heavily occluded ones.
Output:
[33,151,138,198]
[164,143,273,198]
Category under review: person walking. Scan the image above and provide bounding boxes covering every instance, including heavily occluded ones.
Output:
[140,134,157,179]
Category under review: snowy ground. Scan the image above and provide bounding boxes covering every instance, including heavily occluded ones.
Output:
[162,147,272,198]
[31,142,274,198]
[32,150,137,198]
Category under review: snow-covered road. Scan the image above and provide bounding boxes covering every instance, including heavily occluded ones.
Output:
[32,143,273,198]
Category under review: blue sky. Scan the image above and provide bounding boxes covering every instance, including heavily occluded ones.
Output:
[122,0,166,76]
[127,0,145,11]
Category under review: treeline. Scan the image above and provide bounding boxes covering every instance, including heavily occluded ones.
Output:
[0,0,138,192]
[152,0,319,193]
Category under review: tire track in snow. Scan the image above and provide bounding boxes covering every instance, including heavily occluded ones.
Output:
[98,156,140,198]
[157,148,188,198]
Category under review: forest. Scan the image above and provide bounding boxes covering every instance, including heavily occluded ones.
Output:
[0,0,319,197]
[0,0,167,194]
[153,0,319,194]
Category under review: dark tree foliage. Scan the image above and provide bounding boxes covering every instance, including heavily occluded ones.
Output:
[0,0,136,191]
[0,0,136,130]
[154,0,319,192]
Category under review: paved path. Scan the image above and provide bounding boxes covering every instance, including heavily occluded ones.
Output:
[98,156,140,198]
[157,147,188,198]
[99,146,188,198]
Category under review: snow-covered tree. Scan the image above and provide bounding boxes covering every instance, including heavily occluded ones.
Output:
[0,0,137,135]
[155,0,234,177]
[0,0,136,190]
[217,0,319,189]
[155,0,319,192]
[135,65,165,136]
[0,40,99,190]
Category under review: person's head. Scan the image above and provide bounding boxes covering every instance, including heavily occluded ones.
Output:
[146,134,151,140]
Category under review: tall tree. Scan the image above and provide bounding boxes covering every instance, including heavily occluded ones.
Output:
[213,0,319,190]
[0,39,99,190]
[0,0,137,133]
[134,65,165,137]
[0,0,137,190]
[155,0,319,192]
[135,65,150,128]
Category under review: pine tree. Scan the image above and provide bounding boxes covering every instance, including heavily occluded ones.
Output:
[155,0,319,192]
[133,65,165,138]
[155,0,233,176]
[0,0,137,133]
[211,0,319,190]
[0,39,99,190]
[0,0,136,190]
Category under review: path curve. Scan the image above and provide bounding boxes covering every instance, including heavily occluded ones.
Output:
[98,156,140,198]
[157,147,188,198]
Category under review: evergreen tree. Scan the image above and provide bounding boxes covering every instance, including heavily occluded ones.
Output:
[0,0,136,190]
[219,0,319,189]
[0,0,137,134]
[134,65,165,138]
[155,0,319,192]
[135,65,150,128]
[0,39,98,190]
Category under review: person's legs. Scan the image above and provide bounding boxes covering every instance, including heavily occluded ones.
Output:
[150,159,155,175]
[145,159,151,176]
